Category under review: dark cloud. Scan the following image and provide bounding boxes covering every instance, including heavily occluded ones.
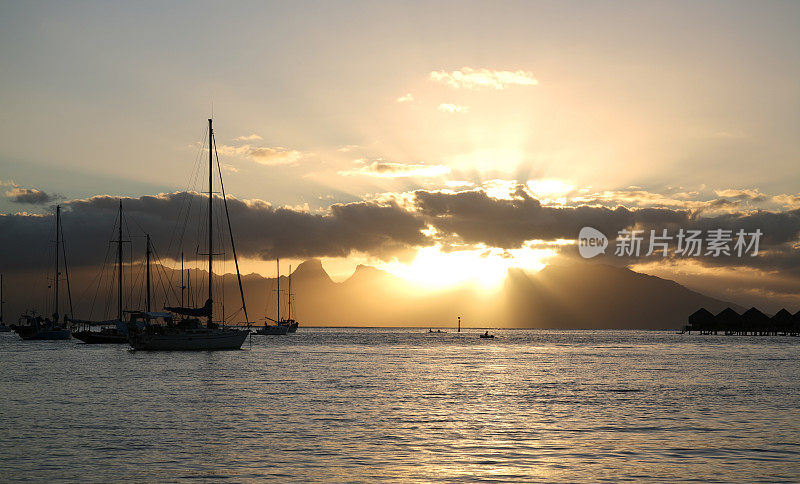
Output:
[412,188,800,273]
[0,191,429,272]
[413,188,689,247]
[3,188,800,278]
[5,187,55,204]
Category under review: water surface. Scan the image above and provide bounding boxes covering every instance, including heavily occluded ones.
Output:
[1,329,798,482]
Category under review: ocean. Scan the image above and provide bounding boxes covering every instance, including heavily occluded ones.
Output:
[1,328,798,482]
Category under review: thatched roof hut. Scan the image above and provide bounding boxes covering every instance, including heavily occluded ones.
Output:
[771,308,792,323]
[741,307,769,324]
[688,308,714,324]
[715,307,741,325]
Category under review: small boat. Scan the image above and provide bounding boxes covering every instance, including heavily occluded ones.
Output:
[71,202,140,345]
[479,331,495,339]
[280,265,299,333]
[72,323,129,344]
[15,206,73,341]
[15,312,71,340]
[253,260,294,336]
[428,329,446,333]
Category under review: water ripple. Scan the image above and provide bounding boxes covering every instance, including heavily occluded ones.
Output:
[0,329,799,482]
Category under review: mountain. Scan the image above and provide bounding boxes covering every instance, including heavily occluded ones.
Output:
[501,262,742,329]
[1,259,740,329]
[244,259,740,329]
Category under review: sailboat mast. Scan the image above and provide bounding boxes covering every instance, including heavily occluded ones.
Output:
[208,118,213,325]
[117,200,123,321]
[276,258,280,321]
[61,214,74,320]
[54,204,60,320]
[180,252,185,307]
[288,265,292,320]
[146,234,151,313]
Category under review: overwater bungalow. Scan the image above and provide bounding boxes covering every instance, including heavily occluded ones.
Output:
[770,309,795,335]
[714,307,741,335]
[739,307,769,335]
[684,308,715,333]
[792,310,800,335]
[685,306,800,336]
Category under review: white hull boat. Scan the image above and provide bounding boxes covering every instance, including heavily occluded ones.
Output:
[127,118,254,351]
[129,328,249,350]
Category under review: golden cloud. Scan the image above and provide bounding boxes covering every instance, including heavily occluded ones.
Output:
[429,67,538,90]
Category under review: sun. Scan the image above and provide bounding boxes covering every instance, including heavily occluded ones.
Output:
[378,244,556,289]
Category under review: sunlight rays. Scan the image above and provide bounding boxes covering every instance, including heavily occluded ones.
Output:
[378,244,556,289]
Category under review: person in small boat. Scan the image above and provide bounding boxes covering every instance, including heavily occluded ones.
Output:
[484,331,489,337]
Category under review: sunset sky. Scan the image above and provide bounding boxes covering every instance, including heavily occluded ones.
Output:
[1,1,799,309]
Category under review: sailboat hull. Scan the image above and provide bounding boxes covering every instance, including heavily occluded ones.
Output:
[19,328,71,340]
[73,331,128,344]
[129,328,249,351]
[254,324,289,335]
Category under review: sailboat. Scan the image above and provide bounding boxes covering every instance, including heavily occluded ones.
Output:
[72,202,141,344]
[127,118,250,350]
[281,264,299,333]
[254,259,289,335]
[14,205,72,340]
[0,274,11,332]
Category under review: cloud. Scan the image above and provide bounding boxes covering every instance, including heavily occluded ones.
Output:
[437,103,469,113]
[396,93,414,103]
[5,187,55,205]
[410,186,800,273]
[339,160,451,178]
[772,193,800,208]
[247,147,302,165]
[569,186,770,212]
[714,188,767,202]
[233,134,263,142]
[5,184,800,286]
[217,144,303,165]
[429,67,538,90]
[0,192,430,272]
[445,180,475,188]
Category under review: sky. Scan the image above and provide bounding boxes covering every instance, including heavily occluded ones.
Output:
[1,1,799,309]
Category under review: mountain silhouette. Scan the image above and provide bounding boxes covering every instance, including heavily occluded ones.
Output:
[2,259,740,329]
[502,262,742,329]
[247,259,740,329]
